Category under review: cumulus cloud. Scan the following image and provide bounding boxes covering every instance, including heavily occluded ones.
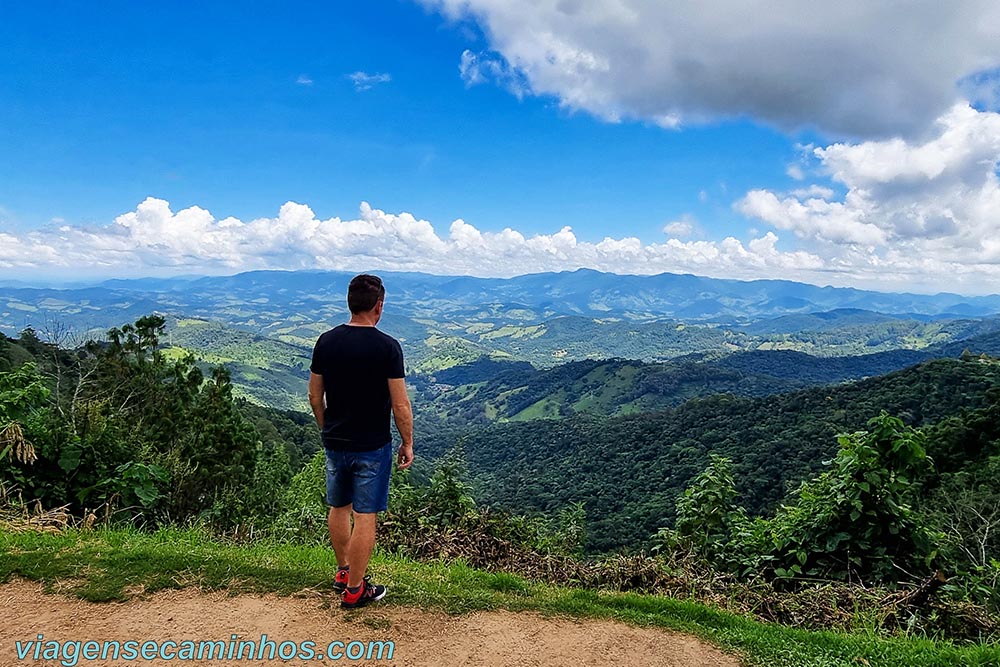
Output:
[347,71,391,91]
[296,74,314,86]
[0,197,823,284]
[421,0,1000,137]
[736,103,1000,292]
[9,101,1000,296]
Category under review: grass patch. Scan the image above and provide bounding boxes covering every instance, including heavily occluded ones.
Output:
[1,526,998,667]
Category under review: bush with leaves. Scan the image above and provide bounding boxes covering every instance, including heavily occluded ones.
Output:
[759,412,937,583]
[382,447,588,566]
[655,453,748,569]
[660,412,938,585]
[271,449,328,543]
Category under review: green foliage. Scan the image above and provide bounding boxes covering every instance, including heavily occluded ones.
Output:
[0,316,297,530]
[919,454,1000,614]
[922,456,1000,569]
[662,413,938,587]
[382,448,589,564]
[421,447,477,528]
[271,450,328,542]
[760,413,935,582]
[0,362,50,480]
[658,454,746,566]
[941,560,1000,615]
[0,361,50,423]
[272,445,585,561]
[238,401,319,471]
[103,461,170,509]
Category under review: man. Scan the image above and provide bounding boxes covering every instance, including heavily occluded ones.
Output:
[308,273,414,609]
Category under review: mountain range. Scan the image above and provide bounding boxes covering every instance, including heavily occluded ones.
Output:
[5,268,1000,413]
[3,269,1000,337]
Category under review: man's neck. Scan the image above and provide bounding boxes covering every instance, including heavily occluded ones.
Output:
[347,315,378,327]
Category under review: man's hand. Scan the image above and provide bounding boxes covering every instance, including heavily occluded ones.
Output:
[388,377,414,470]
[397,441,414,470]
[308,372,326,429]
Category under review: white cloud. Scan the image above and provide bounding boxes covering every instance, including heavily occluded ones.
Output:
[347,71,391,91]
[789,185,835,200]
[786,165,805,181]
[296,74,314,86]
[736,103,1000,292]
[663,216,696,238]
[0,197,822,285]
[421,0,1000,137]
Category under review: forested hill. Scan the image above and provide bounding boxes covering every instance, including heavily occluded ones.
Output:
[420,358,1000,552]
[161,310,1000,415]
[413,321,1000,426]
[411,348,934,426]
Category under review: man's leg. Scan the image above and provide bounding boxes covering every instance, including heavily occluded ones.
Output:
[346,512,377,588]
[328,504,352,568]
[325,448,353,575]
[343,444,392,594]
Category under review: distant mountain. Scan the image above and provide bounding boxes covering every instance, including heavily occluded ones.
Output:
[4,268,1000,328]
[935,329,1000,357]
[4,269,1000,394]
[738,308,904,335]
[91,305,1000,422]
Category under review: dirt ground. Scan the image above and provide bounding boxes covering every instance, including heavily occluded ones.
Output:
[1,580,743,666]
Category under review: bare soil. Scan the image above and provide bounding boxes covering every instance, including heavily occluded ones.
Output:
[1,580,742,666]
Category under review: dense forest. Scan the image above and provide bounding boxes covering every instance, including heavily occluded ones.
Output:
[419,357,1000,552]
[410,347,939,427]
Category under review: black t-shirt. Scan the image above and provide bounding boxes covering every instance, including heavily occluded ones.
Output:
[310,324,405,452]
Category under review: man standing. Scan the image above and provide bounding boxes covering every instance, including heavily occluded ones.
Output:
[308,274,414,609]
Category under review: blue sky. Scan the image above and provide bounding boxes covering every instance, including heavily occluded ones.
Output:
[2,1,1000,293]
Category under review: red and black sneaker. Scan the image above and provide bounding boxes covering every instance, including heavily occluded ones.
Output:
[333,566,350,594]
[341,575,387,609]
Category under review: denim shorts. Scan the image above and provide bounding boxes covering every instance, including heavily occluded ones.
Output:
[325,443,392,513]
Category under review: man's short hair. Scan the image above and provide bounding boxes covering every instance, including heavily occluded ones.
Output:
[348,274,385,314]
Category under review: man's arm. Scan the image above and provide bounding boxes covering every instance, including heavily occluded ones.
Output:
[388,377,414,469]
[308,372,326,429]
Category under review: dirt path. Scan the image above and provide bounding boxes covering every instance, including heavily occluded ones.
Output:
[1,580,742,666]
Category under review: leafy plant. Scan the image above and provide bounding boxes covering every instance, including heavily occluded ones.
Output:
[0,362,50,467]
[656,454,746,568]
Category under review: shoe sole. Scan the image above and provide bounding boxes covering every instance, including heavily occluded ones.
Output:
[341,587,387,609]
